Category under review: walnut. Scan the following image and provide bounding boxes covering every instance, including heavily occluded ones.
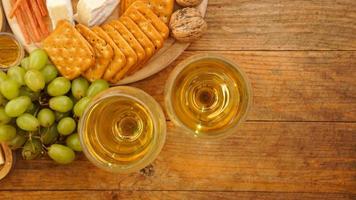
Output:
[176,0,203,7]
[169,7,207,43]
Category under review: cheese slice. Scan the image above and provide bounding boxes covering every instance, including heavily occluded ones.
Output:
[75,0,120,27]
[46,0,74,29]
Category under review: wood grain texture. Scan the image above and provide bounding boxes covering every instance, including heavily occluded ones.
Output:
[190,0,356,51]
[1,0,356,199]
[130,51,356,121]
[0,191,354,200]
[0,1,4,31]
[0,122,355,193]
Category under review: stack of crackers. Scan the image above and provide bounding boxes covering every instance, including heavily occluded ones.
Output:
[43,1,169,83]
[120,0,174,24]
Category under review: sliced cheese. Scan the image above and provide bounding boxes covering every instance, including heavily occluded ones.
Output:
[75,0,120,27]
[46,0,74,29]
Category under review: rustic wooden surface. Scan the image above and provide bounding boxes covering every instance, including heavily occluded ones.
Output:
[1,0,356,199]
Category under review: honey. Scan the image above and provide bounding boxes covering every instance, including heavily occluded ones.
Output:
[0,33,24,68]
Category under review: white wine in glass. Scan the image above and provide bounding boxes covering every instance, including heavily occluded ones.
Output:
[165,54,252,139]
[79,86,166,173]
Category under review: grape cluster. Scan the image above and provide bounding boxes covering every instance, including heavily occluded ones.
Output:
[0,49,109,164]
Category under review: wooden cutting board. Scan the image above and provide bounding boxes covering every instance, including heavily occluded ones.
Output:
[0,1,4,31]
[0,143,13,180]
[2,0,208,85]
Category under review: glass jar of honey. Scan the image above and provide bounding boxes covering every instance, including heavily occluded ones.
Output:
[0,33,24,69]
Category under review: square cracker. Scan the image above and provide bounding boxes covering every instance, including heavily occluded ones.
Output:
[120,0,174,24]
[146,0,174,24]
[125,9,164,50]
[120,16,155,73]
[108,20,146,69]
[101,24,138,82]
[92,26,127,82]
[43,20,95,80]
[120,0,136,14]
[76,24,114,81]
[125,1,169,39]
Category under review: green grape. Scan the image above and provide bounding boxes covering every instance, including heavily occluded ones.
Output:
[66,133,82,152]
[49,96,73,113]
[40,124,59,145]
[8,131,26,150]
[19,86,40,101]
[0,70,7,83]
[21,57,30,70]
[47,77,71,96]
[86,79,109,97]
[1,78,20,100]
[41,64,58,83]
[16,113,40,131]
[5,96,31,117]
[57,117,76,136]
[71,77,89,99]
[69,94,78,105]
[37,108,55,127]
[0,107,11,124]
[0,124,16,142]
[8,66,26,85]
[48,144,75,164]
[29,49,48,70]
[54,111,70,122]
[26,102,38,115]
[24,70,45,92]
[73,97,91,117]
[0,93,6,106]
[22,138,42,160]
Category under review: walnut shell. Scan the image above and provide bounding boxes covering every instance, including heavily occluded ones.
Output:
[169,8,207,43]
[176,0,203,7]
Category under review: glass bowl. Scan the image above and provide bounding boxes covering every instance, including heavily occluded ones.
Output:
[0,32,24,69]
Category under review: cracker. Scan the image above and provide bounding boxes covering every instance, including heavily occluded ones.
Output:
[43,20,95,80]
[120,0,174,24]
[76,24,114,81]
[120,0,136,15]
[92,26,127,81]
[102,24,137,82]
[119,0,126,16]
[125,9,164,50]
[120,16,155,73]
[125,1,169,39]
[108,20,146,68]
[147,0,174,24]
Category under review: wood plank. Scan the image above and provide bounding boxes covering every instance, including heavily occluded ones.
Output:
[130,51,356,121]
[190,0,356,51]
[0,122,354,193]
[4,0,356,51]
[0,191,354,200]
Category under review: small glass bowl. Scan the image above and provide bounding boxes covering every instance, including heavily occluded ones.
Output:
[78,86,166,173]
[164,54,252,139]
[0,32,25,69]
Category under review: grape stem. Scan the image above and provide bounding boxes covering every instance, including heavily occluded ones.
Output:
[42,144,48,151]
[34,106,41,117]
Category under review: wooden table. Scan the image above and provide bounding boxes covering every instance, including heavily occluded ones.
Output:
[0,0,355,199]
